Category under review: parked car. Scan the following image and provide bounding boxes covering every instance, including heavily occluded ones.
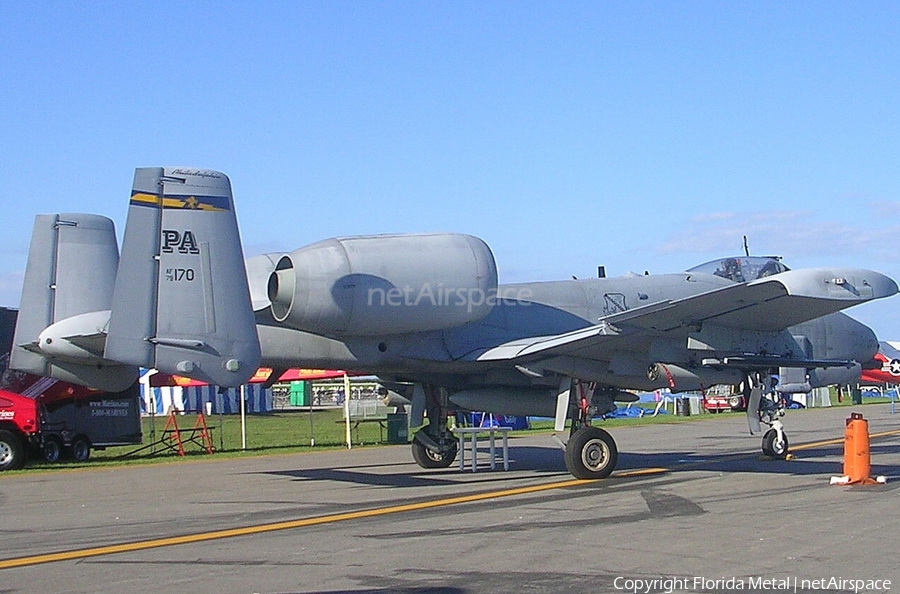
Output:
[702,392,747,413]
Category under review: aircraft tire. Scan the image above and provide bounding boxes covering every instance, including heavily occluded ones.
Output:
[0,429,26,471]
[761,428,789,459]
[411,432,458,469]
[565,426,617,479]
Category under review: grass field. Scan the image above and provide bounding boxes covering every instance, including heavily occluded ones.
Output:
[10,393,895,472]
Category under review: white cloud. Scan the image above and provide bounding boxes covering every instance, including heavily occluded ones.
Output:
[656,208,900,265]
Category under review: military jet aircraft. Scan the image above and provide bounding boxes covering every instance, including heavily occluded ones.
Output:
[859,341,900,384]
[10,167,898,479]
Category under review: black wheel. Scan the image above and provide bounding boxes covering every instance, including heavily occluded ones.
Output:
[565,426,618,479]
[411,430,458,469]
[0,429,26,471]
[761,428,789,459]
[42,435,63,463]
[69,436,91,462]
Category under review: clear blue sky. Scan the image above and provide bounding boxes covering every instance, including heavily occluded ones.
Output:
[2,2,899,337]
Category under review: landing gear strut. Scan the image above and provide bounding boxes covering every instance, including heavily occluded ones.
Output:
[746,373,790,459]
[563,382,618,479]
[411,385,458,469]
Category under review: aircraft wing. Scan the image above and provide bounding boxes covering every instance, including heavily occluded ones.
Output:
[476,267,897,362]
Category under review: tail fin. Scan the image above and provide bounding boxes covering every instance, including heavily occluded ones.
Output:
[10,168,260,391]
[104,167,260,387]
[9,214,139,391]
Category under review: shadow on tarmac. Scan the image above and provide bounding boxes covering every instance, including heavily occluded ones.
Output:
[250,439,900,489]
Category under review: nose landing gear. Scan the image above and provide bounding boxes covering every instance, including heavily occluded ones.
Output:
[746,373,790,460]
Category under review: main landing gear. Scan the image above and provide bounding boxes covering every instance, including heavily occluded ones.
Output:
[406,380,622,479]
[563,382,618,479]
[411,385,458,469]
[745,373,790,459]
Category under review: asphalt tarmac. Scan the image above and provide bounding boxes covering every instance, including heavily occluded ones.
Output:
[1,404,899,594]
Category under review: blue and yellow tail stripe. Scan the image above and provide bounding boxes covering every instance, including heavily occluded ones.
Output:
[130,192,231,212]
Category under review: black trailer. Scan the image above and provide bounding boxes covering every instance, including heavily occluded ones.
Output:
[39,384,142,461]
[1,306,142,465]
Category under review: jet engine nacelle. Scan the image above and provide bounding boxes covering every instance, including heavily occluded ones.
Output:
[648,363,744,391]
[268,233,498,336]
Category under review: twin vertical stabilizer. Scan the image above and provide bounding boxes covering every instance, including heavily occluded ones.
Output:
[105,167,260,387]
[10,167,261,390]
[9,213,136,391]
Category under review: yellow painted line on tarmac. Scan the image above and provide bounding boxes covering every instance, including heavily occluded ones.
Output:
[0,478,588,570]
[5,428,900,570]
[615,467,669,477]
[790,428,900,452]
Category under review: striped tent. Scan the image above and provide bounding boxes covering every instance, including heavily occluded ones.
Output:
[139,370,273,414]
[182,383,272,414]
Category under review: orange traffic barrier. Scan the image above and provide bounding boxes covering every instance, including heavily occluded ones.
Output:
[843,413,874,484]
[831,412,884,485]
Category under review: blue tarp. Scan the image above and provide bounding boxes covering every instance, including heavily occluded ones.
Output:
[603,406,649,419]
[863,387,899,399]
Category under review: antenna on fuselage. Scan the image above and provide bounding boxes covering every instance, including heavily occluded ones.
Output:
[742,235,750,257]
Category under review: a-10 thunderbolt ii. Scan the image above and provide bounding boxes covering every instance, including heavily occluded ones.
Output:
[9,167,897,478]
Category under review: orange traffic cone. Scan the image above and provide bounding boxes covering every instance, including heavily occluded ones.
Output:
[831,413,885,485]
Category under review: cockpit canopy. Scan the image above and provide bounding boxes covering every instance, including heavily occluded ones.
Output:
[687,256,789,283]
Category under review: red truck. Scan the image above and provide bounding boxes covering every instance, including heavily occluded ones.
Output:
[0,389,36,470]
[0,377,142,471]
[0,306,143,470]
